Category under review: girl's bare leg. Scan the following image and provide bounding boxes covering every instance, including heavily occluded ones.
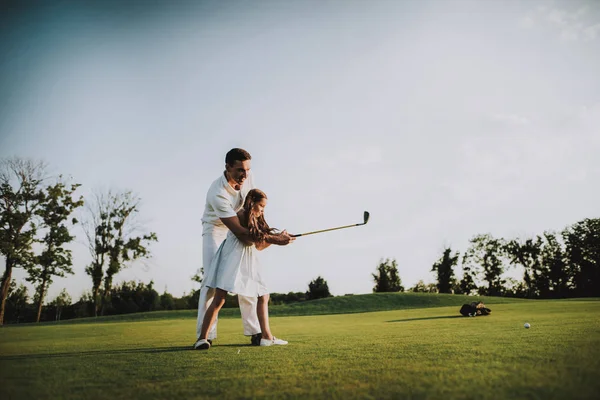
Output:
[256,294,273,340]
[199,288,227,340]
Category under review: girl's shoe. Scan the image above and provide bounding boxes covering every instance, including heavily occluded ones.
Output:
[260,337,288,346]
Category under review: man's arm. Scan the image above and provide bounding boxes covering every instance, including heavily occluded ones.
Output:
[220,216,253,246]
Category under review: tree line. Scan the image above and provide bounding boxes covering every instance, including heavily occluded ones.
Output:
[1,157,598,325]
[372,218,600,299]
[2,273,333,324]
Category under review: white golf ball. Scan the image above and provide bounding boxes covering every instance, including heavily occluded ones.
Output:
[524,323,531,329]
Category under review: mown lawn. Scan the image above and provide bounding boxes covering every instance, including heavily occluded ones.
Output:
[1,297,599,399]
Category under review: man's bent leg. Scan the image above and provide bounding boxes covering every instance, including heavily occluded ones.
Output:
[196,285,218,340]
[238,294,261,338]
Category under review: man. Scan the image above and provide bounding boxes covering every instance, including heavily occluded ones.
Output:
[194,148,294,349]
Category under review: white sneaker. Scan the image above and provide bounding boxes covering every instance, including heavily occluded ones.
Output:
[193,338,211,350]
[260,337,288,346]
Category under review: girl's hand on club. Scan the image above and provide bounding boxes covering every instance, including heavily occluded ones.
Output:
[279,230,295,245]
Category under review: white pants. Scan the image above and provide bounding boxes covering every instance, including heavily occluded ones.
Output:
[195,228,261,340]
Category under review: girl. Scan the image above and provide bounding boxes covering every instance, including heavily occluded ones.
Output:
[196,189,288,349]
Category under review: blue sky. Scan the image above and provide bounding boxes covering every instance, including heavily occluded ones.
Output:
[1,0,599,302]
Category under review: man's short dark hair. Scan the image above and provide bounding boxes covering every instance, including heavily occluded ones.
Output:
[225,148,252,166]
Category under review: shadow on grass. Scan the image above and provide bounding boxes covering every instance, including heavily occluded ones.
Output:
[0,343,254,361]
[386,315,464,323]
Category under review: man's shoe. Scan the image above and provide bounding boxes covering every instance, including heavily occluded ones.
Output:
[193,338,211,350]
[260,337,288,346]
[251,333,262,346]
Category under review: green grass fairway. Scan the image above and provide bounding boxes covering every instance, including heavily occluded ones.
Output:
[1,297,600,399]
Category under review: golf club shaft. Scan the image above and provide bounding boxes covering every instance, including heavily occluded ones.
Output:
[291,223,364,237]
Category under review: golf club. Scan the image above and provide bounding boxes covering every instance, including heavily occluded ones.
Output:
[291,211,370,237]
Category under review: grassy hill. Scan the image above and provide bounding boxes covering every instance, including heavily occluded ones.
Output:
[266,292,527,316]
[11,292,532,326]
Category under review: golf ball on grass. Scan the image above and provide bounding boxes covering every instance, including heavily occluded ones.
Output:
[524,323,531,329]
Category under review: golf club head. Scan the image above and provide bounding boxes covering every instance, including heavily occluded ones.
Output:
[363,211,370,225]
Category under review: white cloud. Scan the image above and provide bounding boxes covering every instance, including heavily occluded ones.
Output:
[307,145,384,169]
[452,133,574,202]
[450,101,600,213]
[574,102,600,142]
[577,102,600,119]
[359,147,384,165]
[572,6,589,20]
[568,168,588,182]
[584,23,600,40]
[547,8,567,25]
[523,4,600,42]
[490,113,530,126]
[519,16,535,29]
[560,27,580,42]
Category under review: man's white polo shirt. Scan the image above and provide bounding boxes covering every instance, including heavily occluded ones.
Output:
[201,171,255,235]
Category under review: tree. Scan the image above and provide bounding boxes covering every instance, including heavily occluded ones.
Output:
[186,268,204,309]
[502,278,528,298]
[0,158,47,325]
[372,258,404,293]
[431,247,459,293]
[108,280,160,315]
[83,190,158,316]
[563,218,600,297]
[409,280,426,293]
[306,276,332,300]
[160,290,175,310]
[82,193,108,317]
[25,178,83,322]
[191,268,204,285]
[5,280,30,323]
[409,280,437,293]
[458,264,477,295]
[463,234,506,296]
[270,291,307,305]
[504,237,543,298]
[72,291,94,319]
[425,282,438,293]
[50,288,72,321]
[539,231,571,298]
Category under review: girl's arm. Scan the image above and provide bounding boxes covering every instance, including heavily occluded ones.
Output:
[263,230,294,245]
[231,210,294,248]
[255,241,272,251]
[256,229,294,250]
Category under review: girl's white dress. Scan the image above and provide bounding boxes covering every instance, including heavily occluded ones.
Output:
[203,230,269,297]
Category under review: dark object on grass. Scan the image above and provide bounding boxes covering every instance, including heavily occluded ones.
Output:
[460,301,492,317]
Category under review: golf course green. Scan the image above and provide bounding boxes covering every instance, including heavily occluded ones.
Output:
[1,293,599,399]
